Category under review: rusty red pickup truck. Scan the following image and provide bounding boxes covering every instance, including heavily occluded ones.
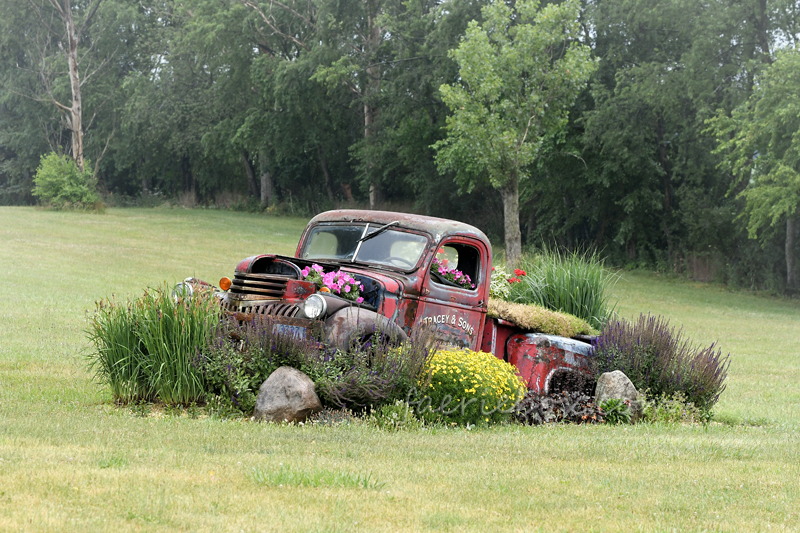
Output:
[199,209,592,394]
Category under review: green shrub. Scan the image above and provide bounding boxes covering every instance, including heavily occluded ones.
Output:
[509,247,618,330]
[599,398,632,424]
[369,400,423,431]
[32,153,100,210]
[197,319,438,414]
[86,285,220,404]
[414,349,525,426]
[591,314,730,413]
[640,391,709,425]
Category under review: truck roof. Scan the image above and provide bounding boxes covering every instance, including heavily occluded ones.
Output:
[307,209,490,244]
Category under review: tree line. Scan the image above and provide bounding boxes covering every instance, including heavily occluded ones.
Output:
[0,0,798,291]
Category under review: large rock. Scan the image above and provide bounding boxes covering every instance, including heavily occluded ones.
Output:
[254,367,323,423]
[595,370,642,422]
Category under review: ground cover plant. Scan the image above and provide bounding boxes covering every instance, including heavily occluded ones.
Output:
[1,207,799,531]
[416,349,525,426]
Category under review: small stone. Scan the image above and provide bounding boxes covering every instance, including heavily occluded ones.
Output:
[595,370,642,422]
[254,367,323,423]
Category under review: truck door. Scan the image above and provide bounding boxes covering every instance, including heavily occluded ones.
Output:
[417,238,488,350]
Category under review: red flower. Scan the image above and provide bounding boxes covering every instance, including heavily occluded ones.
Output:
[507,277,521,284]
[491,267,496,271]
[514,268,526,277]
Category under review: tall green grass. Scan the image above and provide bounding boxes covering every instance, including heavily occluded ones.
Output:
[87,285,220,404]
[509,247,618,330]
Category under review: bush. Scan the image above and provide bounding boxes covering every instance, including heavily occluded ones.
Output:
[514,390,604,425]
[508,247,618,330]
[591,314,731,413]
[86,285,220,404]
[369,400,423,431]
[414,349,525,426]
[640,391,709,425]
[32,153,100,210]
[198,319,438,414]
[599,398,632,424]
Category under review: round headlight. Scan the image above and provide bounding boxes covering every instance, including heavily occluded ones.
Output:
[302,294,327,319]
[172,281,194,302]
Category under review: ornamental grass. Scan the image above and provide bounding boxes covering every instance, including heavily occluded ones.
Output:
[417,349,525,426]
[508,246,618,330]
[86,285,220,405]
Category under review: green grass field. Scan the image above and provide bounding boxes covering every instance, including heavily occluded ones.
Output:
[1,207,798,532]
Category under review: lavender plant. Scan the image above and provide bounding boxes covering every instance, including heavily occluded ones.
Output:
[198,319,438,413]
[591,314,730,412]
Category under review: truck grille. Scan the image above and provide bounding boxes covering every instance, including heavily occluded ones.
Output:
[222,299,300,318]
[229,273,288,299]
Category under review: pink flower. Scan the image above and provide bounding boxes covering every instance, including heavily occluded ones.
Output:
[344,285,351,293]
[356,297,364,303]
[312,264,323,273]
[301,267,310,277]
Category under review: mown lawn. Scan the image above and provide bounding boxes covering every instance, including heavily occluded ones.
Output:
[1,207,798,532]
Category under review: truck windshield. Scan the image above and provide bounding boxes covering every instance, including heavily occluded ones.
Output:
[300,224,428,270]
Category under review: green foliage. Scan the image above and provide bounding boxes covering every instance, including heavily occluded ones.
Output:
[599,398,632,425]
[709,48,800,238]
[86,285,220,405]
[508,248,618,330]
[369,400,423,431]
[489,265,512,300]
[434,0,596,192]
[640,391,709,425]
[416,349,525,426]
[32,153,100,210]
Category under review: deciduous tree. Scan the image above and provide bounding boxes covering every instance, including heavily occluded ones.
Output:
[433,0,595,266]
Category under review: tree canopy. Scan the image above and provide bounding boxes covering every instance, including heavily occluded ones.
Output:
[1,0,799,290]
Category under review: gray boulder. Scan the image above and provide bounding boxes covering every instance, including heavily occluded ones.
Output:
[595,370,642,422]
[254,367,323,423]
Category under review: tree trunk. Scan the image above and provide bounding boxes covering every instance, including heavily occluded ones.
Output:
[787,216,798,292]
[63,0,84,172]
[259,149,273,207]
[364,0,382,210]
[317,146,335,202]
[242,150,259,199]
[500,174,522,267]
[656,116,674,266]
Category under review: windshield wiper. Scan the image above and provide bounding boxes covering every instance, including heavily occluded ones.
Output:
[351,221,399,263]
[358,220,399,244]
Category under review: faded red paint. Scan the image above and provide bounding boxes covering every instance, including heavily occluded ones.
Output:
[506,333,592,393]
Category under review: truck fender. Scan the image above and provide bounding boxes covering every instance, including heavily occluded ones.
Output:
[323,307,408,351]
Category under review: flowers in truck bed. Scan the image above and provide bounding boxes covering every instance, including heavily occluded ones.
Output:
[430,258,475,289]
[302,264,364,303]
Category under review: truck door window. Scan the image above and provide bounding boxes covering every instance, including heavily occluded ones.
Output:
[431,243,480,290]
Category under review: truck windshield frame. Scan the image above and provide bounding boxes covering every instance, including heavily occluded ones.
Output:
[300,223,430,271]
